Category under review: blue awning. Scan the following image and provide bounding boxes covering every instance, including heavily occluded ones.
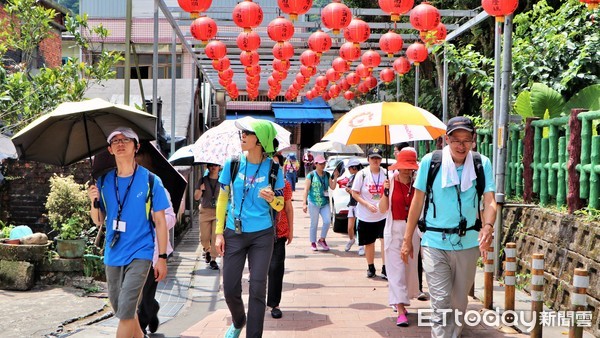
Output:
[272,107,334,125]
[225,113,276,122]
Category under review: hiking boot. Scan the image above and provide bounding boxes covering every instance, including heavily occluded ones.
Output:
[396,313,409,327]
[209,260,219,270]
[205,251,211,264]
[358,246,365,256]
[345,238,355,252]
[311,242,317,251]
[317,239,330,251]
[224,324,242,338]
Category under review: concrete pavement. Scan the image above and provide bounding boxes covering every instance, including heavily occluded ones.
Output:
[2,178,591,337]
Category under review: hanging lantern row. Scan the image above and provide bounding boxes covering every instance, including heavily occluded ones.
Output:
[481,0,519,22]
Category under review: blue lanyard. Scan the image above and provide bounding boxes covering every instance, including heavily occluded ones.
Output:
[114,165,138,223]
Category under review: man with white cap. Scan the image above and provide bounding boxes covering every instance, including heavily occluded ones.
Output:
[88,127,170,338]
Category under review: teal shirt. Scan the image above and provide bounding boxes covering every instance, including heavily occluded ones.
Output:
[414,152,495,251]
[219,156,285,233]
[307,171,330,207]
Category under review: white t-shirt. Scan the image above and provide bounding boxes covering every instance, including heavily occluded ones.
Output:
[351,166,387,222]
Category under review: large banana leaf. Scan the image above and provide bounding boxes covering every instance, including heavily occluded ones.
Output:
[563,84,600,114]
[530,83,565,118]
[514,90,534,118]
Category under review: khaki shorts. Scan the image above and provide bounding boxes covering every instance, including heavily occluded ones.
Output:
[106,259,151,319]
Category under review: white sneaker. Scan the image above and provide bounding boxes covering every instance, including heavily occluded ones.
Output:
[358,246,365,256]
[345,239,355,252]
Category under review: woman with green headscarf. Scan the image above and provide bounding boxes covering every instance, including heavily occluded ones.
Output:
[214,119,285,338]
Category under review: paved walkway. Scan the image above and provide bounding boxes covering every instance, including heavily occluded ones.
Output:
[179,183,528,338]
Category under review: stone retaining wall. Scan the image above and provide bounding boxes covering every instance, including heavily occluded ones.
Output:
[503,206,599,336]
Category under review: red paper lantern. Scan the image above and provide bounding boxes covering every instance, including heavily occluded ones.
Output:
[356,63,371,79]
[240,51,260,67]
[410,2,440,32]
[272,42,295,60]
[245,65,261,77]
[300,65,317,78]
[361,50,381,71]
[379,68,395,84]
[346,72,360,86]
[315,75,329,88]
[326,68,341,82]
[237,31,261,52]
[343,90,355,100]
[482,0,519,21]
[295,73,308,85]
[579,0,599,10]
[178,0,212,18]
[339,42,361,64]
[420,22,447,45]
[393,56,411,75]
[321,0,352,35]
[322,91,331,101]
[343,18,371,46]
[226,82,237,92]
[379,30,403,58]
[406,42,428,65]
[329,84,341,97]
[212,57,230,72]
[232,0,264,32]
[332,57,350,73]
[219,77,232,87]
[268,91,278,100]
[338,78,350,91]
[364,75,378,89]
[378,0,414,22]
[300,50,320,70]
[205,40,227,60]
[272,70,287,82]
[273,59,290,73]
[357,82,370,94]
[305,90,315,100]
[278,0,313,21]
[268,75,280,87]
[219,68,234,80]
[190,16,217,44]
[308,30,332,56]
[267,17,295,42]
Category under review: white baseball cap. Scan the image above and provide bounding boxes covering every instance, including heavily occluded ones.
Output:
[107,127,139,144]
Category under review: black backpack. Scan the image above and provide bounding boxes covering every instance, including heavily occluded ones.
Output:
[419,150,486,235]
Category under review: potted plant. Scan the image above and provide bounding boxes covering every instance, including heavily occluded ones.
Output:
[45,174,92,258]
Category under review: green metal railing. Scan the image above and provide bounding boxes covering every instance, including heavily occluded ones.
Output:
[413,110,599,213]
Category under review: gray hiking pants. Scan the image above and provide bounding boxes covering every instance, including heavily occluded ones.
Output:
[421,246,480,338]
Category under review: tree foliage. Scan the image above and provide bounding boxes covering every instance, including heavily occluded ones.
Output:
[0,0,123,134]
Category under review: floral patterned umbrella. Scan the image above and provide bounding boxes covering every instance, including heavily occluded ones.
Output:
[192,117,291,166]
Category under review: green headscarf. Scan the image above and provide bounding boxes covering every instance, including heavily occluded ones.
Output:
[251,120,277,154]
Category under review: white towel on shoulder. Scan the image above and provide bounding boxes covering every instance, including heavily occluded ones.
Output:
[440,145,477,192]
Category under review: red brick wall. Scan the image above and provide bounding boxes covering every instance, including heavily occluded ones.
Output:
[39,31,62,68]
[0,160,91,234]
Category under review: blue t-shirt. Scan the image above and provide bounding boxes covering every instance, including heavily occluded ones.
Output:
[219,156,285,233]
[414,152,495,251]
[307,171,331,207]
[98,166,170,266]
